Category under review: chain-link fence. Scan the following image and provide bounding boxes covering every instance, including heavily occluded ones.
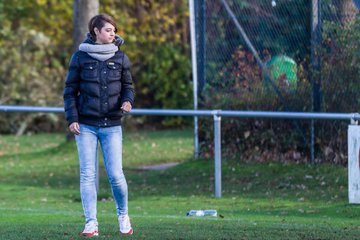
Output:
[195,0,360,164]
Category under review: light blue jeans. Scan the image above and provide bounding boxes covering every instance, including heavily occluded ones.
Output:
[75,124,128,224]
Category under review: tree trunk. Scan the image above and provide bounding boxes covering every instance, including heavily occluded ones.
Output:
[333,0,358,23]
[73,0,99,51]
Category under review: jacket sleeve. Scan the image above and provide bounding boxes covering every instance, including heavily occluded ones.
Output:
[63,53,80,126]
[120,54,135,106]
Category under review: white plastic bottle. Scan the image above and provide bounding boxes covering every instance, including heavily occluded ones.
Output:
[186,209,217,217]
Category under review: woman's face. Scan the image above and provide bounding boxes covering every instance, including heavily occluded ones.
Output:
[95,22,116,44]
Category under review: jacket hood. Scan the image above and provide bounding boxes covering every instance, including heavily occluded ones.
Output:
[83,32,125,47]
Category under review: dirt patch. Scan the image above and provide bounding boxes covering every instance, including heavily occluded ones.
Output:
[137,162,179,171]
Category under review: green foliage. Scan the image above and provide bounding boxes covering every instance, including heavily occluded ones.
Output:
[0,0,192,132]
[321,16,360,112]
[200,1,359,163]
[309,13,360,164]
[0,26,66,134]
[101,0,192,126]
[0,27,65,106]
[0,0,73,134]
[0,0,73,53]
[139,44,192,108]
[138,44,192,126]
[200,45,313,162]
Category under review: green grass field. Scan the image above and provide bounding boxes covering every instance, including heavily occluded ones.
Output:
[1,129,360,239]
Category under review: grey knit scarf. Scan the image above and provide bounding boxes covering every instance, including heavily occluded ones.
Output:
[79,43,118,61]
[78,33,124,61]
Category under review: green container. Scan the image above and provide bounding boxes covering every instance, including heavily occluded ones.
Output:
[265,55,297,90]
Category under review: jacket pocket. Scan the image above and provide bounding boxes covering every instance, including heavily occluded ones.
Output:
[107,61,122,81]
[81,62,98,81]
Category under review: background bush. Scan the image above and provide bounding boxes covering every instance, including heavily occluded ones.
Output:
[199,10,359,164]
[0,0,192,133]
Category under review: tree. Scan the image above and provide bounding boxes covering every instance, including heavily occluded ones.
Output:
[73,0,99,50]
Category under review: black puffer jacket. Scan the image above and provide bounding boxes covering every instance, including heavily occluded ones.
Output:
[63,38,135,127]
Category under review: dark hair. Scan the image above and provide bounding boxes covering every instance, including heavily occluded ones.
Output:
[88,14,118,40]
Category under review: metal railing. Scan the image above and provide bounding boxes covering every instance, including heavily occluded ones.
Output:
[2,105,360,120]
[1,105,360,198]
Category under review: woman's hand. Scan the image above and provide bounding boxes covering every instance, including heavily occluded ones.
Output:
[121,101,132,113]
[69,122,80,135]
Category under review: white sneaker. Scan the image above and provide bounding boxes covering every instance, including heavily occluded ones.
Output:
[119,214,133,235]
[80,221,99,237]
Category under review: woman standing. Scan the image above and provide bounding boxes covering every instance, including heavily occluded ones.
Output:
[63,14,134,236]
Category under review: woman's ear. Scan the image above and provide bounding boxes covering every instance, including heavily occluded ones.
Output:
[94,27,100,36]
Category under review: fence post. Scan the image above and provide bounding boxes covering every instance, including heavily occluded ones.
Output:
[189,0,200,159]
[310,0,322,164]
[213,112,222,198]
[348,118,360,204]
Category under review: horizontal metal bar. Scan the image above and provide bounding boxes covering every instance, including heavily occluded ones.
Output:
[0,105,64,113]
[0,105,359,121]
[218,110,360,120]
[131,109,215,116]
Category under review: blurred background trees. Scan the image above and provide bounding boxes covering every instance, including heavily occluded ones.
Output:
[0,0,191,133]
[0,0,359,164]
[198,0,359,163]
